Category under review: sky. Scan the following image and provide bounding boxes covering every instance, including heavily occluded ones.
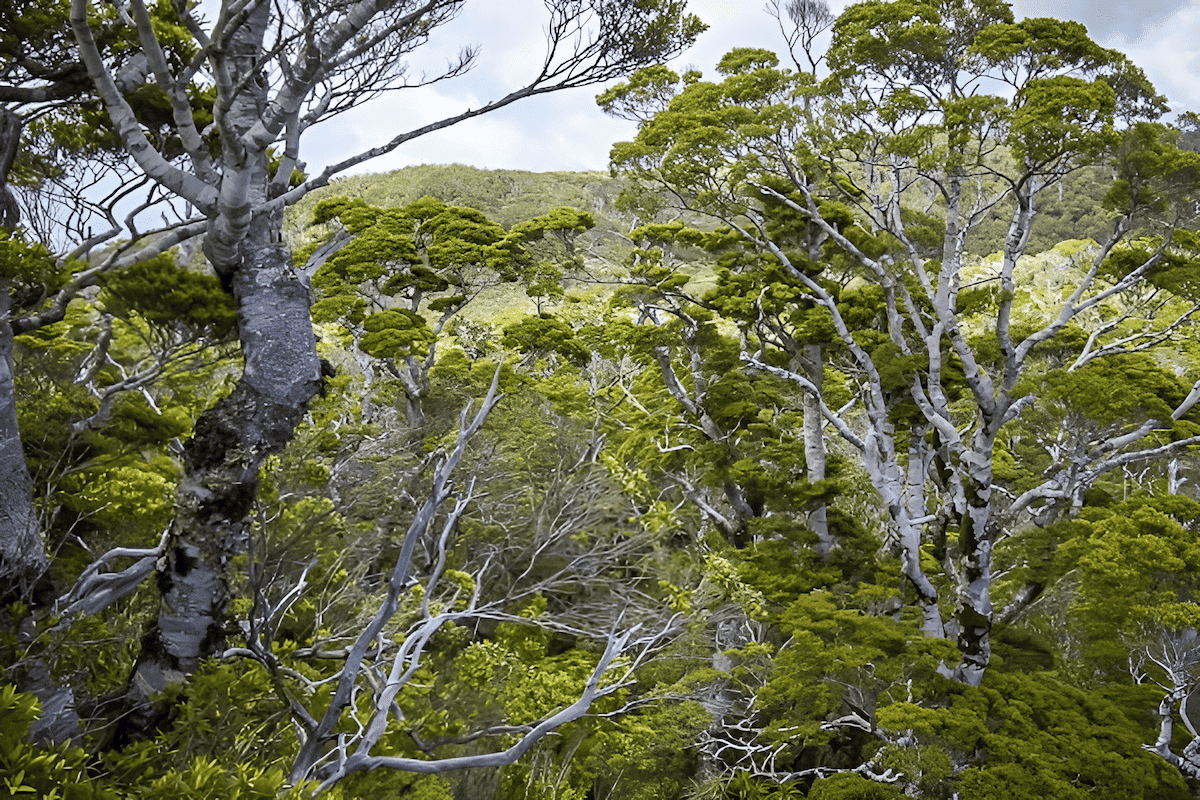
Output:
[301,0,1200,178]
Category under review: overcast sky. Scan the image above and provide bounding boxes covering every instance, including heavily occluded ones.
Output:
[301,0,1200,178]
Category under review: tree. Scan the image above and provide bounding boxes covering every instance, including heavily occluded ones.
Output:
[0,0,99,587]
[600,0,1200,687]
[0,0,92,228]
[591,221,842,552]
[0,0,210,592]
[0,232,55,586]
[66,0,702,746]
[302,195,595,428]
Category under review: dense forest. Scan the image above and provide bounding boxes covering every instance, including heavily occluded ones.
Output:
[3,0,1200,798]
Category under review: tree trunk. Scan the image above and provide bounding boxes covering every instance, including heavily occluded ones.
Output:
[863,416,943,638]
[107,0,328,728]
[950,439,995,686]
[0,283,45,594]
[125,237,320,709]
[0,108,42,591]
[0,108,20,228]
[800,344,833,554]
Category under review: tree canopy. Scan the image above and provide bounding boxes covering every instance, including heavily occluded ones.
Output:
[5,0,1200,797]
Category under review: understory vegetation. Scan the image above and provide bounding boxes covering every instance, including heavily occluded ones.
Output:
[4,0,1200,798]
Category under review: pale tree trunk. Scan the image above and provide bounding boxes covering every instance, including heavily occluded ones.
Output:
[0,107,46,591]
[5,283,79,744]
[864,413,943,638]
[123,1,321,720]
[939,183,1035,684]
[389,354,430,429]
[1168,459,1183,495]
[950,438,995,686]
[902,427,943,638]
[129,237,321,702]
[0,284,45,591]
[800,344,833,555]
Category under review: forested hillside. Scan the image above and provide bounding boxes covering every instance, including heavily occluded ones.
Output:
[4,0,1200,798]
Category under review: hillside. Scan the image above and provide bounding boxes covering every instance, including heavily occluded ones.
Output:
[288,162,1124,262]
[283,162,1129,333]
[286,164,640,263]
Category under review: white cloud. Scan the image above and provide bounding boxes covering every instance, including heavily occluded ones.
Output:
[301,77,638,175]
[299,0,1200,178]
[1097,1,1200,114]
[1009,0,1191,40]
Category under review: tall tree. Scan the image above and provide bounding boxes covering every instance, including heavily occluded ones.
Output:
[0,0,88,588]
[601,0,1200,685]
[303,195,595,428]
[0,0,207,591]
[67,0,702,729]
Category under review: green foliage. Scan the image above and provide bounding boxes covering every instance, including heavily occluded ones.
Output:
[57,452,179,538]
[100,255,236,337]
[1053,497,1200,671]
[12,280,228,555]
[508,206,596,245]
[116,756,303,800]
[806,773,900,799]
[596,64,686,121]
[964,169,1119,257]
[360,309,436,359]
[1040,353,1184,427]
[502,314,590,365]
[1,228,70,308]
[756,592,957,752]
[874,672,1190,799]
[572,700,709,800]
[0,680,311,799]
[1009,76,1115,163]
[102,663,306,796]
[0,684,115,800]
[302,195,604,436]
[336,769,451,800]
[706,771,806,799]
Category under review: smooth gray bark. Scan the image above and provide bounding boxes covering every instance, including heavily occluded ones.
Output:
[800,344,833,554]
[131,240,320,701]
[0,108,44,589]
[0,284,45,590]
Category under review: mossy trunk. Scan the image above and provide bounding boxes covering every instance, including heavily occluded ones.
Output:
[123,236,320,725]
[119,0,321,728]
